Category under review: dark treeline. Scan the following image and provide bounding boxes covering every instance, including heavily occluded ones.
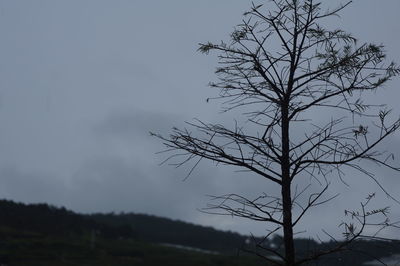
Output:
[89,213,248,254]
[0,199,94,236]
[0,199,250,253]
[0,199,399,265]
[0,199,127,239]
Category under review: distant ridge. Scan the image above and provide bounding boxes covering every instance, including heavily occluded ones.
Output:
[0,199,249,254]
[89,212,249,254]
[0,199,399,266]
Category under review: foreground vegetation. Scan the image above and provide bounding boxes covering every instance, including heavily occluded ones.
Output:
[0,227,264,266]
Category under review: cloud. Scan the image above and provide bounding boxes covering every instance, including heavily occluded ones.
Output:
[67,154,230,221]
[0,167,68,206]
[93,109,185,139]
[88,105,400,237]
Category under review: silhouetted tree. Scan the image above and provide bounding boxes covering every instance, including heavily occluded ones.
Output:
[154,1,400,265]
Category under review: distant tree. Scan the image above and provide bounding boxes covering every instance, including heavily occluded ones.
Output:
[153,1,400,265]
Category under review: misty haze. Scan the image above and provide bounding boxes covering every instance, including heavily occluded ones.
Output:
[0,1,400,265]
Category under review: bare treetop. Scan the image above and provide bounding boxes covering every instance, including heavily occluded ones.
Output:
[154,1,400,265]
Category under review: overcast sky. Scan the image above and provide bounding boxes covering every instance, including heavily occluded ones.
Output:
[0,0,399,239]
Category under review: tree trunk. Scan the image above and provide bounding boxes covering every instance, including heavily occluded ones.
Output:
[281,104,295,266]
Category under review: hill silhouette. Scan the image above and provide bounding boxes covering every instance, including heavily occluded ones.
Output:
[89,212,248,253]
[0,199,399,265]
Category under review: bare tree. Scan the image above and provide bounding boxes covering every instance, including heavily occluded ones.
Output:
[153,1,400,265]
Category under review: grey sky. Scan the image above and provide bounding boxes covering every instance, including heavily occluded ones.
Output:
[0,0,399,239]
